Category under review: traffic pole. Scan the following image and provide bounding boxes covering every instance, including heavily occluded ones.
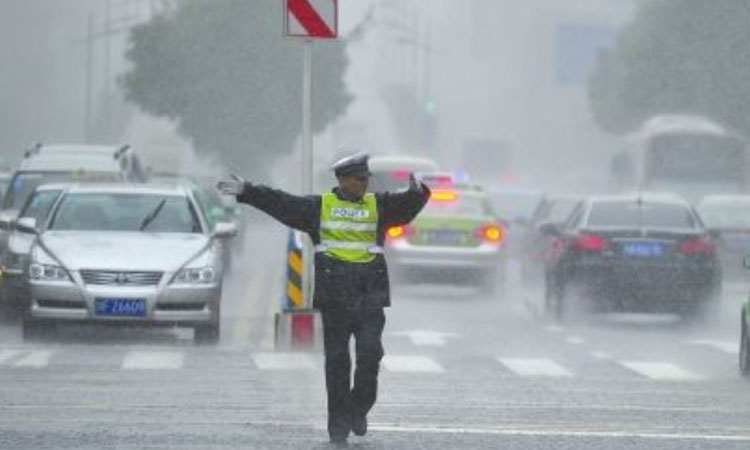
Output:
[296,38,317,349]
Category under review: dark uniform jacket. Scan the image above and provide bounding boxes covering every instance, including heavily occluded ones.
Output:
[237,183,430,311]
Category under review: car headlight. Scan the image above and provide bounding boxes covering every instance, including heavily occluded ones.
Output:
[171,267,215,284]
[29,263,71,281]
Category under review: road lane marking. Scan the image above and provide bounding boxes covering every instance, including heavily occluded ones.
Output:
[369,424,750,442]
[391,330,458,347]
[566,336,586,345]
[686,339,738,354]
[122,351,183,370]
[252,352,316,370]
[497,358,572,378]
[590,351,612,360]
[13,351,53,368]
[619,361,703,381]
[382,355,444,373]
[0,350,21,365]
[545,325,565,333]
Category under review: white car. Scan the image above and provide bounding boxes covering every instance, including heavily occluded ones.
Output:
[19,183,236,343]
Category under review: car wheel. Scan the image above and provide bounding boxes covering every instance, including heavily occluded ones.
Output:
[545,277,565,321]
[194,323,220,345]
[22,317,54,341]
[740,316,750,378]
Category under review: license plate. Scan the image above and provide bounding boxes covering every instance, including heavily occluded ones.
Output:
[622,242,664,258]
[427,230,463,245]
[94,298,146,317]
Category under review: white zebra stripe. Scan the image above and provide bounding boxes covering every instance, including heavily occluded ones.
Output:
[123,351,184,370]
[382,355,445,373]
[252,353,317,370]
[619,361,703,381]
[14,351,53,368]
[498,358,573,378]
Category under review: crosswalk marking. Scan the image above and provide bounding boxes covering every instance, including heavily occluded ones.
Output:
[619,361,703,381]
[382,355,444,373]
[498,358,572,378]
[0,346,730,382]
[0,350,21,365]
[123,351,184,370]
[590,351,612,360]
[14,351,53,368]
[686,339,738,355]
[252,353,316,370]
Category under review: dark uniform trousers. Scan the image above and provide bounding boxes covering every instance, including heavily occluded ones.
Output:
[322,306,385,438]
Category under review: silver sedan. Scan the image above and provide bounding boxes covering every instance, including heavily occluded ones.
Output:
[18,183,236,344]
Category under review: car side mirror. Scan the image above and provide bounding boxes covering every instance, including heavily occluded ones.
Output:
[15,217,38,234]
[538,222,561,237]
[213,222,237,239]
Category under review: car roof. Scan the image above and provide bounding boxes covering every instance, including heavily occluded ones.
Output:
[36,144,121,154]
[588,192,690,206]
[18,153,122,172]
[60,182,189,196]
[697,194,750,206]
[368,154,439,172]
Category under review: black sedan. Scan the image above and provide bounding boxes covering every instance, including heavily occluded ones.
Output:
[542,193,721,320]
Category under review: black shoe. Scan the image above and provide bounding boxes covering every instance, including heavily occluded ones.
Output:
[351,414,367,436]
[329,434,348,446]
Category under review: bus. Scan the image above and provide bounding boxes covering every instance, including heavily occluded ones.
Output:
[611,115,750,203]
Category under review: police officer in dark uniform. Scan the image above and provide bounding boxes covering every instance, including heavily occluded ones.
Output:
[217,153,430,444]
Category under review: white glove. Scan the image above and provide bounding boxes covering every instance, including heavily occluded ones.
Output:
[217,174,245,196]
[408,172,422,192]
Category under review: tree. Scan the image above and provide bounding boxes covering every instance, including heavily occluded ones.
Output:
[588,0,750,136]
[121,0,351,178]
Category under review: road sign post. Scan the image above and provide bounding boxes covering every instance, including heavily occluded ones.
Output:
[278,0,338,349]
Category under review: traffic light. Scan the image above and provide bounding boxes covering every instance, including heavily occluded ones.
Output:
[424,99,437,115]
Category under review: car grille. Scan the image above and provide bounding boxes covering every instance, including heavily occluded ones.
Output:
[80,270,163,286]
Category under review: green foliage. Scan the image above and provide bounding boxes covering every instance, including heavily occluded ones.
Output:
[588,0,750,135]
[122,0,351,177]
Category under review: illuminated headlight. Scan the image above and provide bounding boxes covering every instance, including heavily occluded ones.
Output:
[29,263,71,281]
[171,267,215,284]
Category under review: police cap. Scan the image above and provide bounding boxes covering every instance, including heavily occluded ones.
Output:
[331,152,371,177]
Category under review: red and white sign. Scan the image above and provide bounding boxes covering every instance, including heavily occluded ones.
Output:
[285,0,338,39]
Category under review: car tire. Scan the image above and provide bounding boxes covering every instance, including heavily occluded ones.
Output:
[545,277,565,321]
[194,323,220,345]
[22,317,54,341]
[740,315,750,378]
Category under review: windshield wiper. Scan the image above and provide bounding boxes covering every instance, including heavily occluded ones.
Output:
[139,198,166,231]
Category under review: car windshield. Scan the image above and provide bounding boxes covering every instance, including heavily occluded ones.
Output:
[698,202,750,229]
[18,189,62,223]
[544,199,581,224]
[48,193,202,233]
[368,171,412,193]
[587,201,695,228]
[422,193,489,217]
[3,171,119,210]
[489,191,543,221]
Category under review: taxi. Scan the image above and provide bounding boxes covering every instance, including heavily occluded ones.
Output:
[384,175,507,293]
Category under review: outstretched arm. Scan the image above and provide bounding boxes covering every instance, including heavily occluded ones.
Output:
[377,174,431,228]
[218,175,320,234]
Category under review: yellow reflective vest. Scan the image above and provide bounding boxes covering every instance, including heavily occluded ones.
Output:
[317,192,381,263]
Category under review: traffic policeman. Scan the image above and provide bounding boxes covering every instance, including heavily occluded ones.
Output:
[217,153,430,444]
